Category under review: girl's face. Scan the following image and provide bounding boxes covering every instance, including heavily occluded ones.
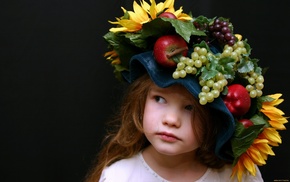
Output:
[143,84,202,156]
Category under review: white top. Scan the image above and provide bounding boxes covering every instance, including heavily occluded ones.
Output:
[100,152,263,182]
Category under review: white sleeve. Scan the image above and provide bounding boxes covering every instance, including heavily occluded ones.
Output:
[99,167,109,182]
[242,165,264,182]
[99,166,122,182]
[99,160,138,182]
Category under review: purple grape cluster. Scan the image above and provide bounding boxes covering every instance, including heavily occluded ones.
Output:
[208,18,236,46]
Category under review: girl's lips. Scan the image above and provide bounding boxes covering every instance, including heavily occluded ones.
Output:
[157,132,180,142]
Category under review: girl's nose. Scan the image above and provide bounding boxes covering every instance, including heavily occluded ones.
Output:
[162,108,181,128]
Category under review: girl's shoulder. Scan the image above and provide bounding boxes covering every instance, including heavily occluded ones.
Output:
[197,164,263,182]
[99,152,169,182]
[99,153,141,181]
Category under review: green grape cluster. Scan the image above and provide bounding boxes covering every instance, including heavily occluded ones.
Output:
[224,40,264,98]
[172,47,209,79]
[198,73,228,105]
[244,72,264,98]
[221,40,247,62]
[172,46,228,105]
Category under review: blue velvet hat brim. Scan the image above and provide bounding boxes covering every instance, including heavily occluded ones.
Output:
[122,51,236,161]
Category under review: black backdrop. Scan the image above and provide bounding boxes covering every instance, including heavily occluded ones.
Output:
[1,0,289,181]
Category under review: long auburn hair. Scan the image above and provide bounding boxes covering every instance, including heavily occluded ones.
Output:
[84,74,226,182]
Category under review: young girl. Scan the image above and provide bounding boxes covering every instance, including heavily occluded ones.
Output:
[84,55,262,181]
[85,0,287,181]
[85,75,263,181]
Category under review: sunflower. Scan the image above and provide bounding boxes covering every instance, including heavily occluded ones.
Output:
[232,93,288,181]
[109,0,192,33]
[109,1,150,33]
[261,93,288,130]
[232,138,275,181]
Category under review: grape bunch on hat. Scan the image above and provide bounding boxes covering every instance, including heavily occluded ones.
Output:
[103,0,288,181]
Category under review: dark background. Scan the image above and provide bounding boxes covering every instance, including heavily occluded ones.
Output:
[1,0,289,181]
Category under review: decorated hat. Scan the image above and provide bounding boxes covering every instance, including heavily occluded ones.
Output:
[103,0,288,180]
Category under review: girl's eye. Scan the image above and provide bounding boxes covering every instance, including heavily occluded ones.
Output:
[154,96,166,103]
[185,105,194,111]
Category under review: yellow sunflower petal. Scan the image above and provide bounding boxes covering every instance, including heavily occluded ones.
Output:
[271,98,284,106]
[262,128,282,144]
[155,1,166,13]
[104,51,121,65]
[149,0,158,19]
[170,7,192,21]
[175,12,192,21]
[259,150,269,160]
[130,1,150,23]
[268,93,282,100]
[247,146,266,165]
[263,99,284,107]
[120,19,142,32]
[241,154,256,176]
[121,6,127,14]
[253,140,275,156]
[261,107,284,116]
[232,160,244,182]
[259,132,278,147]
[111,58,121,65]
[269,120,287,130]
[163,0,175,10]
[262,94,283,108]
[104,51,115,57]
[235,34,242,41]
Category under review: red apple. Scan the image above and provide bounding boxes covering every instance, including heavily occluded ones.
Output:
[238,119,254,128]
[222,84,251,116]
[158,12,177,19]
[153,34,188,68]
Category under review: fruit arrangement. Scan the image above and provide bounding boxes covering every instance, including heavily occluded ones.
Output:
[102,0,272,121]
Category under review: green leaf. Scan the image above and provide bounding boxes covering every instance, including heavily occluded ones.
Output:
[123,11,130,19]
[259,95,275,103]
[243,39,252,54]
[218,57,235,79]
[250,58,263,75]
[161,18,205,42]
[104,32,121,50]
[141,18,205,43]
[114,64,128,72]
[237,58,254,73]
[231,122,265,160]
[193,15,211,25]
[200,69,219,80]
[118,43,140,65]
[141,18,174,38]
[125,33,148,49]
[250,114,268,126]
